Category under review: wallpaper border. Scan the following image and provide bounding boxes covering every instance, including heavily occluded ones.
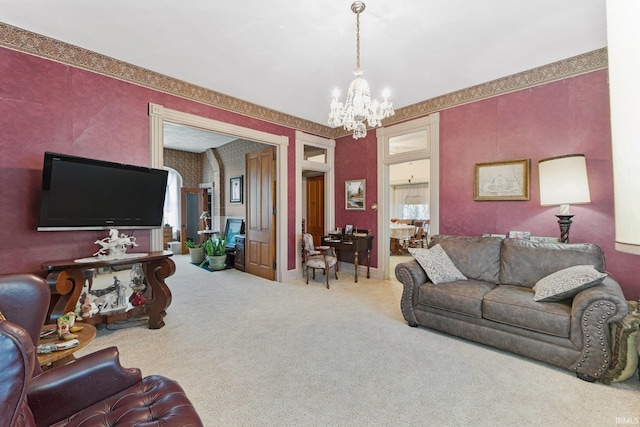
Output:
[0,22,607,140]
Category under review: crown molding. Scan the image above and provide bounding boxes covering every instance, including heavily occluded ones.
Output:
[0,22,331,138]
[329,48,608,139]
[0,22,607,141]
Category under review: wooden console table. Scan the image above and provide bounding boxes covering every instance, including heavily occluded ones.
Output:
[321,234,374,282]
[42,251,175,329]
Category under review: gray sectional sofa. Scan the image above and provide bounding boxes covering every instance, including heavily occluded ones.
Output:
[395,235,629,381]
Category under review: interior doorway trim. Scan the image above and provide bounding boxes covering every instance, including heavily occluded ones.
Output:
[295,130,335,280]
[376,113,440,280]
[149,103,289,281]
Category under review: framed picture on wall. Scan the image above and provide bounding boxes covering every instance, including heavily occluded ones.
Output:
[345,179,366,210]
[474,159,530,201]
[230,176,243,204]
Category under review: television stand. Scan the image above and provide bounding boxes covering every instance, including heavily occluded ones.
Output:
[42,251,175,329]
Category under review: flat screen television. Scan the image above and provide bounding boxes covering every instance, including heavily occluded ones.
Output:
[38,151,169,231]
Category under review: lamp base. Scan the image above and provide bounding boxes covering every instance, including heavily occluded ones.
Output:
[556,214,574,243]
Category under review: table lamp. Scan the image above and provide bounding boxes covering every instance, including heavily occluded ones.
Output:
[538,154,591,243]
[200,211,211,230]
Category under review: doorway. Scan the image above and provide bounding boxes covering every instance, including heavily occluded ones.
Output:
[295,131,335,279]
[305,174,325,246]
[149,103,289,281]
[376,113,440,280]
[180,187,208,253]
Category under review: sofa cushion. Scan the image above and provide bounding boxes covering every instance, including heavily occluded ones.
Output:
[499,238,605,288]
[532,265,607,302]
[418,279,496,318]
[483,285,571,338]
[430,235,503,284]
[409,245,467,284]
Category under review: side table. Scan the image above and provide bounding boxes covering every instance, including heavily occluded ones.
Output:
[234,235,246,271]
[37,323,97,369]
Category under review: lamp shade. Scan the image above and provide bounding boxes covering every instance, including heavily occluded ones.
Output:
[539,154,591,207]
[607,0,640,255]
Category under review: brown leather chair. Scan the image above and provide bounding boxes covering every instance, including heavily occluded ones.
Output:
[0,274,203,427]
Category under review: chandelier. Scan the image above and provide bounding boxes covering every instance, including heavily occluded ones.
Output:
[328,1,394,139]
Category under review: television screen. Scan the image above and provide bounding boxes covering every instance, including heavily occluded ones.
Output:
[38,152,169,231]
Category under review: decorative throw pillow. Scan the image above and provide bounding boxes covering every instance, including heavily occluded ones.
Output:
[532,265,607,302]
[409,244,467,284]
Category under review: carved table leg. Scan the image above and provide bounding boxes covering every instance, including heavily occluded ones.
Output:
[46,269,86,323]
[143,257,176,329]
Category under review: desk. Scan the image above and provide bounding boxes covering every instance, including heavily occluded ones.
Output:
[37,323,97,369]
[321,235,374,282]
[42,251,175,329]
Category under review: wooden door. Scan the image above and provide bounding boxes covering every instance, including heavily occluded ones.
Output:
[180,187,208,254]
[246,146,276,280]
[306,175,325,246]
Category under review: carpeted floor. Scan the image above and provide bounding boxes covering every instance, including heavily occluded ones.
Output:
[76,255,640,426]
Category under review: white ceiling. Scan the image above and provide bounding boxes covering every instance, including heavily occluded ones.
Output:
[163,122,237,153]
[0,0,607,129]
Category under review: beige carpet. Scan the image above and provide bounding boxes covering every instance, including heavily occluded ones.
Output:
[76,255,640,426]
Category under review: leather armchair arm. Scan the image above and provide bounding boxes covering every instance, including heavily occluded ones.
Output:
[395,258,428,326]
[568,276,629,380]
[28,346,142,427]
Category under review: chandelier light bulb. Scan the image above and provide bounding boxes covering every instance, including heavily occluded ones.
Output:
[328,1,394,139]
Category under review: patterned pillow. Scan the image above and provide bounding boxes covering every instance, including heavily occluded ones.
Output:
[409,244,467,284]
[532,265,607,302]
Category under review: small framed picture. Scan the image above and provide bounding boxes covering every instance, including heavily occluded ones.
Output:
[345,179,365,210]
[230,176,243,204]
[344,224,354,235]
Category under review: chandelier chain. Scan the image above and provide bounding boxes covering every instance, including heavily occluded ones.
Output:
[355,10,361,69]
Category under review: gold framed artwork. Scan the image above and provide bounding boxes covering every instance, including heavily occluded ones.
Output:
[474,159,530,201]
[345,179,366,210]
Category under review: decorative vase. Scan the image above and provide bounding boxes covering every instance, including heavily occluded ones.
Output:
[208,254,227,271]
[189,247,205,264]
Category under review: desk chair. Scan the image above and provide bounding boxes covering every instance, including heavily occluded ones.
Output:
[390,237,405,255]
[302,233,338,289]
[404,226,426,248]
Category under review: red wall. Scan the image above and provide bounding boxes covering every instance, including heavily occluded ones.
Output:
[2,45,638,298]
[0,47,298,274]
[334,70,639,298]
[334,132,379,267]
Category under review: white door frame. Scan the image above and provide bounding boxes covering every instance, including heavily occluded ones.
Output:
[293,130,335,280]
[149,103,289,281]
[376,113,440,280]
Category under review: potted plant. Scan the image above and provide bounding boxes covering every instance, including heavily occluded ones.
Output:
[185,240,205,265]
[200,238,227,271]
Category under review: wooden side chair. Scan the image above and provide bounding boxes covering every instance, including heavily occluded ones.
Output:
[302,233,338,289]
[390,237,405,255]
[404,226,425,248]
